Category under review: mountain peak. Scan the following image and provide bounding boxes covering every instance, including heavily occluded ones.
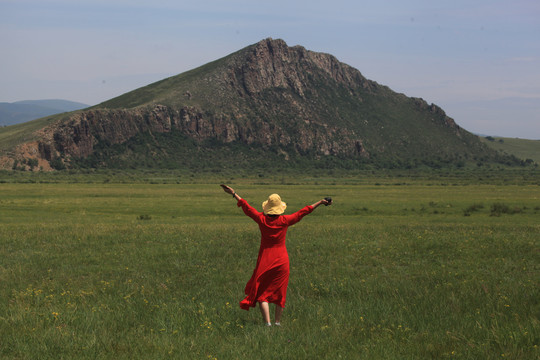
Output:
[235,38,371,97]
[0,39,519,171]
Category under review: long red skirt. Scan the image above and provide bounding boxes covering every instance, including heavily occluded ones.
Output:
[239,246,289,310]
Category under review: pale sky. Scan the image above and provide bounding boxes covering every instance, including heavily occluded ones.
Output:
[1,0,539,138]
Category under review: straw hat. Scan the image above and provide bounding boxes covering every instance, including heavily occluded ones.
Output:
[262,194,287,215]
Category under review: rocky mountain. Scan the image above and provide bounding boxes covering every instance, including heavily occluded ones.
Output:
[0,38,520,171]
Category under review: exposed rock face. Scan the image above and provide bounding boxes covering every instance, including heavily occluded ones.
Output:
[233,38,374,97]
[32,102,365,165]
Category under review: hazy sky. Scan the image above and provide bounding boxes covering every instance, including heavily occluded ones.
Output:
[1,0,539,138]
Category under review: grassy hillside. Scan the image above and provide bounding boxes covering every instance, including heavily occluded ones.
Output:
[480,136,540,163]
[0,115,61,153]
[95,49,243,110]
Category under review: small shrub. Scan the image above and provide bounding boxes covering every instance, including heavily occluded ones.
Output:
[463,203,484,216]
[490,203,509,217]
[25,158,38,171]
[489,203,522,216]
[50,157,66,170]
[511,206,523,214]
[137,214,152,220]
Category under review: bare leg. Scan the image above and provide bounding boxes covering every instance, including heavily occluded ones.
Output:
[275,305,284,324]
[259,301,271,325]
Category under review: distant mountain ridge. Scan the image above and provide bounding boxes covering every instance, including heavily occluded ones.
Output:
[480,136,540,164]
[0,38,523,171]
[0,100,89,126]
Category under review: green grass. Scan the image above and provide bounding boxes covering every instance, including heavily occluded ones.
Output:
[1,181,539,359]
[481,136,540,163]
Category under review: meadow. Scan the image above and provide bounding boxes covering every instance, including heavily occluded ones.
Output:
[1,179,539,359]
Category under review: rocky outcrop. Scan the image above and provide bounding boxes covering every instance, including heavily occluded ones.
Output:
[30,103,367,166]
[232,38,375,97]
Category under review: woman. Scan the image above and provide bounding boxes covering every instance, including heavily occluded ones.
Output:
[220,184,332,326]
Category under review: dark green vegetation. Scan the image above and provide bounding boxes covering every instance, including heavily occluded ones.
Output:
[0,39,527,171]
[1,178,539,359]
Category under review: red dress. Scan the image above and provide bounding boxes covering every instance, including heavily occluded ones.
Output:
[237,198,314,310]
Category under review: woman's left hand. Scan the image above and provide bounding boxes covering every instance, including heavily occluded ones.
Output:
[220,184,235,195]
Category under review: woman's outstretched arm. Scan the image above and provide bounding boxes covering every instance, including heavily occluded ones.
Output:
[310,198,332,209]
[221,184,262,222]
[282,198,332,226]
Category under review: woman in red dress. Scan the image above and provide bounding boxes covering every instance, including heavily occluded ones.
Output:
[221,185,332,326]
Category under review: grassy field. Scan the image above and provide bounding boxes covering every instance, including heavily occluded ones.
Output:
[1,180,539,359]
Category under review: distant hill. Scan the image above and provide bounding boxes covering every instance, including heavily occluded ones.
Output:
[0,100,89,126]
[0,38,524,171]
[447,97,540,140]
[480,136,540,164]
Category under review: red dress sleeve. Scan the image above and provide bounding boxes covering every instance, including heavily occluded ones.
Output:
[281,205,314,226]
[237,198,262,223]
